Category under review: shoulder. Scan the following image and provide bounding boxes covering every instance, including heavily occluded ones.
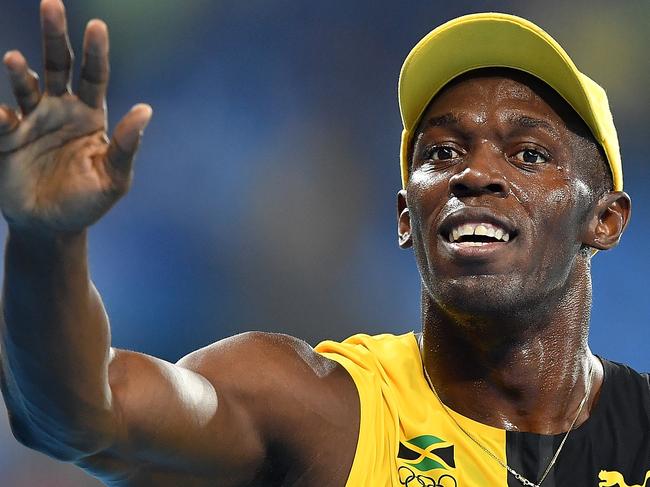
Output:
[178,332,360,483]
[177,331,359,438]
[178,331,335,373]
[601,358,649,389]
[315,331,418,361]
[315,331,420,381]
[177,331,352,405]
[599,358,650,413]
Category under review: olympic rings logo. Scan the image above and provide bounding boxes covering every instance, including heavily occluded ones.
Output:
[398,466,458,487]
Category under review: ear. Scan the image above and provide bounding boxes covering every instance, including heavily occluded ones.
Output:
[583,191,631,250]
[397,189,412,249]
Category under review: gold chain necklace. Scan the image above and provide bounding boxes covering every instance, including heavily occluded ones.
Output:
[419,337,593,487]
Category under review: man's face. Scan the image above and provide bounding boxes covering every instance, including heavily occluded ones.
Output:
[403,70,602,317]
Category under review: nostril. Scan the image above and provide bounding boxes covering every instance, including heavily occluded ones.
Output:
[452,183,470,194]
[449,171,509,197]
[487,183,505,194]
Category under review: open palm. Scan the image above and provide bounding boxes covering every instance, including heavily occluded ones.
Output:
[0,0,152,234]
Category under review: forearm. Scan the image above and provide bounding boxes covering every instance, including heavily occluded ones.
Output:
[0,227,115,458]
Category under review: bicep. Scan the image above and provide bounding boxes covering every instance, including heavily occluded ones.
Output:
[78,348,266,486]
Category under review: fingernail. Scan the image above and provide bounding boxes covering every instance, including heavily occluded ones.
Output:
[3,51,22,70]
[86,19,109,49]
[134,103,153,129]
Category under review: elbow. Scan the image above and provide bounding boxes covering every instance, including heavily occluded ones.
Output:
[6,404,116,462]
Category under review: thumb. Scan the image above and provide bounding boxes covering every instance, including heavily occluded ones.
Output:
[106,103,153,179]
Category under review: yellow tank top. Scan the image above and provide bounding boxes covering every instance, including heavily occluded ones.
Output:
[316,333,650,487]
[315,332,507,487]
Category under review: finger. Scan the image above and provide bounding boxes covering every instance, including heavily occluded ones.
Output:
[78,20,109,109]
[41,0,74,96]
[3,51,42,116]
[0,106,21,136]
[106,104,153,181]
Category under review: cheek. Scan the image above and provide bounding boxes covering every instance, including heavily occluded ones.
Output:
[409,163,452,190]
[405,172,450,270]
[541,180,590,231]
[406,170,449,239]
[408,165,455,213]
[514,166,589,226]
[513,177,589,271]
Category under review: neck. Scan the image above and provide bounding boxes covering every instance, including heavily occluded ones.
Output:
[420,258,603,434]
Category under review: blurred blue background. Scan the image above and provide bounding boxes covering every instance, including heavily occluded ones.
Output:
[0,0,647,484]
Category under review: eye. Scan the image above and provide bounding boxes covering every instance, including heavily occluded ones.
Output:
[424,146,461,161]
[514,148,548,164]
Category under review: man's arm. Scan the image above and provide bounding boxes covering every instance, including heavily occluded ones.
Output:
[0,1,359,485]
[1,230,115,460]
[78,333,358,486]
[1,229,357,485]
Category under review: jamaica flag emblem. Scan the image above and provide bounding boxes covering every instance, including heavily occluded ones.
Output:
[397,434,458,487]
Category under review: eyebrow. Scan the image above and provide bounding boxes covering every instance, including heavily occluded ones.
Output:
[505,114,559,137]
[420,112,560,137]
[425,113,461,128]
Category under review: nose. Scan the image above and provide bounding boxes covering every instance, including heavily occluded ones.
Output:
[448,147,509,198]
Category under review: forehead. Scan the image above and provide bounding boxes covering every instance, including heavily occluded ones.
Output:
[416,68,590,138]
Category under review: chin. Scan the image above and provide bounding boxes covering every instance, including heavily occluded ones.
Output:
[427,273,546,318]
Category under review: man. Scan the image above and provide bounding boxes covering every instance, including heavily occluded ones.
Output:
[0,1,647,487]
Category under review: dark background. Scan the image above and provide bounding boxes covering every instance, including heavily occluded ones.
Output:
[0,1,648,484]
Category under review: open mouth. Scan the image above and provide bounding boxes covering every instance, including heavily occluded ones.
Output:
[446,222,514,246]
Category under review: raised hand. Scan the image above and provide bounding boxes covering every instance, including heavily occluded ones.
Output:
[0,0,152,235]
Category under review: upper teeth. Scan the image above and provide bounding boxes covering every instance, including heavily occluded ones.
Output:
[449,223,511,243]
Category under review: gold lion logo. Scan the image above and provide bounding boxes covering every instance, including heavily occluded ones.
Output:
[598,470,650,487]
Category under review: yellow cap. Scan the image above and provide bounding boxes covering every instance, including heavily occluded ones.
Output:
[398,12,622,191]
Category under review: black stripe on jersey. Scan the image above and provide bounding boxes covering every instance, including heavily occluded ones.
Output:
[506,358,650,487]
[505,432,559,487]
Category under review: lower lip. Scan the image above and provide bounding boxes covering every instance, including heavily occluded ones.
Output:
[442,239,513,259]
